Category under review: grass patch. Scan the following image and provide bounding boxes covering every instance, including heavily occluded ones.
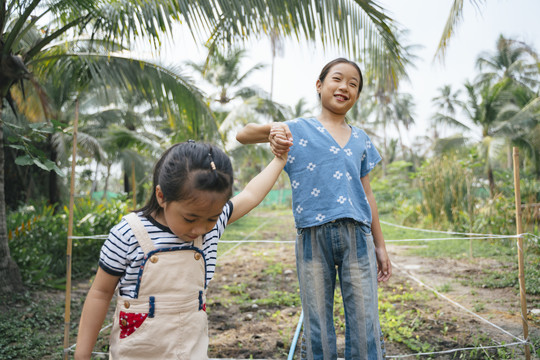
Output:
[378,283,435,354]
[381,217,540,296]
[0,291,65,359]
[256,291,300,307]
[218,206,294,255]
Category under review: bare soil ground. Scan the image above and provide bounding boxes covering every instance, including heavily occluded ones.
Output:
[205,210,540,359]
[20,209,539,359]
[205,242,539,359]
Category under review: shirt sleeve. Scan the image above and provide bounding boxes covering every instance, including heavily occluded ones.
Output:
[360,132,382,177]
[98,219,131,276]
[225,200,233,224]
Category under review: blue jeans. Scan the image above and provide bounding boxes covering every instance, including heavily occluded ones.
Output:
[296,219,385,360]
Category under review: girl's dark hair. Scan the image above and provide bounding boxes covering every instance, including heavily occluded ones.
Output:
[318,57,363,94]
[136,141,234,217]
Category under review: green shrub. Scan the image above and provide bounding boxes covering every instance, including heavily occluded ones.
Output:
[7,199,129,287]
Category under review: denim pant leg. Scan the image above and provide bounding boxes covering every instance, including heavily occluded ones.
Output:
[296,226,338,360]
[337,222,385,360]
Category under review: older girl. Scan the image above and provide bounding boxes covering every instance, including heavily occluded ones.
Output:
[237,58,391,359]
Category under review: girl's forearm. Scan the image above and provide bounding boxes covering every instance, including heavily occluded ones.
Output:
[229,156,286,223]
[75,269,118,359]
[361,175,386,250]
[369,196,386,250]
[247,156,287,196]
[75,293,111,359]
[236,123,272,144]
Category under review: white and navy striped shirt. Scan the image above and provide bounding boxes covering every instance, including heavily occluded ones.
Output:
[99,201,233,298]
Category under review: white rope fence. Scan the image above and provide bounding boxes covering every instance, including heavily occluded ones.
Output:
[65,220,538,358]
[389,260,535,358]
[68,219,539,243]
[386,341,530,359]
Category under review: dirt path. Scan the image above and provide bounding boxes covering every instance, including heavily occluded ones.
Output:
[386,244,539,357]
[206,239,539,359]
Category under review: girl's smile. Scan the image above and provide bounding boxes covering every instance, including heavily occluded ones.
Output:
[317,62,360,116]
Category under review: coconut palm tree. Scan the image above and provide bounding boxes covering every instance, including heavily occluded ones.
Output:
[476,35,540,90]
[432,36,540,186]
[433,77,513,197]
[186,47,267,106]
[494,84,540,177]
[1,24,212,293]
[392,92,416,159]
[475,34,540,168]
[359,28,419,172]
[2,0,406,294]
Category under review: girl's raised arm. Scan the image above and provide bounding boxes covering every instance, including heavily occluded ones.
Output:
[229,156,286,224]
[236,122,293,157]
[74,268,120,360]
[236,123,273,144]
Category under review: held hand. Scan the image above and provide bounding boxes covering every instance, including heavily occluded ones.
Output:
[375,247,392,282]
[269,123,293,157]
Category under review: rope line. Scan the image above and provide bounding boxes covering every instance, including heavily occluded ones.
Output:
[385,341,530,358]
[219,219,271,257]
[392,260,525,343]
[220,239,295,243]
[68,235,524,242]
[69,235,108,240]
[380,220,536,240]
[385,236,518,242]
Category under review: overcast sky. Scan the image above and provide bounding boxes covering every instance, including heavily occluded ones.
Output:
[148,0,540,144]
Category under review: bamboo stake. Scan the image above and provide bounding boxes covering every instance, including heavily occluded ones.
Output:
[63,99,79,360]
[512,147,530,360]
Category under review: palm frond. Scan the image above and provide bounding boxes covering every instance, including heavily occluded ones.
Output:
[34,49,216,139]
[434,0,486,63]
[205,0,405,82]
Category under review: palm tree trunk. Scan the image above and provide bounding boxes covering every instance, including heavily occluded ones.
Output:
[507,144,512,169]
[124,170,130,194]
[102,163,111,201]
[382,120,387,176]
[0,113,24,294]
[487,163,495,197]
[90,160,99,199]
[49,137,60,212]
[394,123,407,160]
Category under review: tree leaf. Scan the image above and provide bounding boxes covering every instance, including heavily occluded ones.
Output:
[15,155,34,166]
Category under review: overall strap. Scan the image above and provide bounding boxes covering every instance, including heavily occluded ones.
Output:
[124,213,156,255]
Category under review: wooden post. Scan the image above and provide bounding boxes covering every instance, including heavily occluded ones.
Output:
[512,147,530,360]
[63,98,79,359]
[131,161,136,208]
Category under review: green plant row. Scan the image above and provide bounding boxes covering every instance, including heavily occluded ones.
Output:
[7,199,130,288]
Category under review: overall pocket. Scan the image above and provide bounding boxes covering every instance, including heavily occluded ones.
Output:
[118,311,148,339]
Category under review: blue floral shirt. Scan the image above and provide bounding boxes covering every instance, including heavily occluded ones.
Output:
[284,117,381,228]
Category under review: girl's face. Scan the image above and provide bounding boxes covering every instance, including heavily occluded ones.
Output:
[316,62,361,116]
[155,186,228,242]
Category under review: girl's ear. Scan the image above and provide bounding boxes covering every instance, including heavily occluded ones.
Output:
[155,185,165,207]
[316,79,322,95]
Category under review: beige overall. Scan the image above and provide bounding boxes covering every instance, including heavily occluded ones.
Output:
[109,213,208,359]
